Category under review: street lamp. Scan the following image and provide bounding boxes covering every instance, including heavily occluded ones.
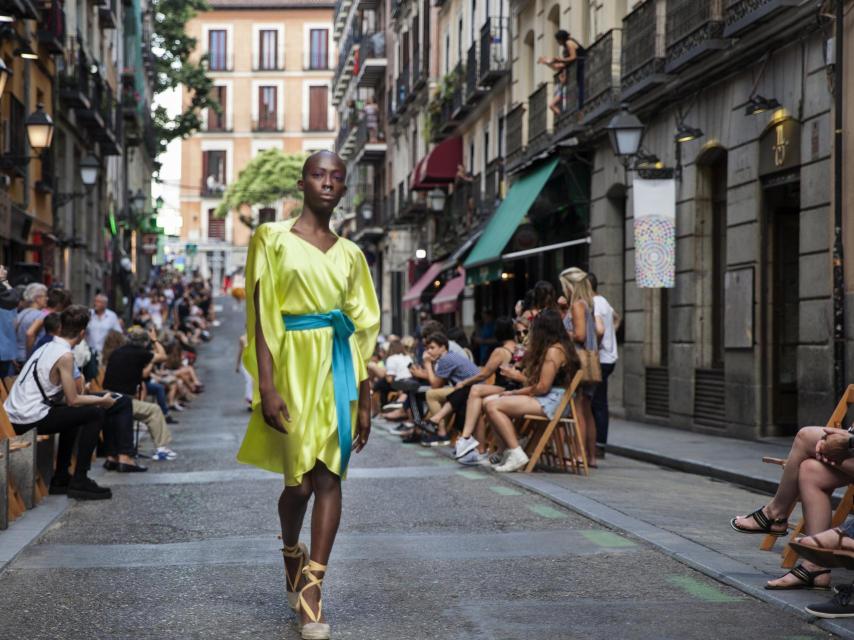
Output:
[428,187,446,211]
[0,58,10,98]
[25,104,54,150]
[674,123,704,144]
[14,43,37,60]
[360,202,374,221]
[80,154,99,187]
[415,248,427,259]
[606,104,645,158]
[745,94,780,116]
[130,189,146,216]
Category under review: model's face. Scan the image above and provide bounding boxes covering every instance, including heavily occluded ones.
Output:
[299,154,347,214]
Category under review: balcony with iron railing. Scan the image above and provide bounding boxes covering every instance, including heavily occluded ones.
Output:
[506,102,525,161]
[98,0,117,29]
[356,32,387,88]
[333,28,359,99]
[465,44,485,106]
[553,64,581,131]
[479,17,510,86]
[621,0,667,99]
[582,29,622,123]
[484,158,502,211]
[450,61,467,118]
[396,67,410,112]
[724,0,800,37]
[335,110,359,156]
[352,116,387,162]
[526,82,550,150]
[60,38,91,110]
[333,0,354,40]
[665,0,725,72]
[37,0,66,54]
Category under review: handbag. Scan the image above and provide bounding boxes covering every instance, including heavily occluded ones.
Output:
[577,303,602,384]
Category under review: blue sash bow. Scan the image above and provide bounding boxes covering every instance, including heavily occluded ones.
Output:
[283,310,358,474]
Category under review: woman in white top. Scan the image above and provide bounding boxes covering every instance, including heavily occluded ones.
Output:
[587,272,620,450]
[4,305,131,500]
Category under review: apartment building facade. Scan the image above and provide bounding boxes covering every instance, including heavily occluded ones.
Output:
[180,0,336,288]
[0,0,156,309]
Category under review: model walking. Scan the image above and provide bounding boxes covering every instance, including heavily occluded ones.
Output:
[237,151,380,639]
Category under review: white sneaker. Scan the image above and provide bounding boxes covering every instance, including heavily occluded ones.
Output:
[458,450,489,466]
[453,436,479,459]
[493,447,529,473]
[156,447,178,460]
[382,402,404,411]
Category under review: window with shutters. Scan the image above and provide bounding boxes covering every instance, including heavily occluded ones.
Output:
[208,30,228,70]
[207,86,227,131]
[258,29,278,70]
[201,150,226,196]
[257,86,278,130]
[309,29,329,69]
[207,208,225,241]
[307,86,328,131]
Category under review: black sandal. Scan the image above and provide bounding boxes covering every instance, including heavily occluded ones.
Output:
[729,507,788,536]
[765,565,831,591]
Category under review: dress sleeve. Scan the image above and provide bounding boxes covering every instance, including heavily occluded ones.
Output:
[243,224,285,401]
[343,245,381,367]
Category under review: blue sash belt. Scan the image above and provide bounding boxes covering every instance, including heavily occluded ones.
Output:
[283,310,357,474]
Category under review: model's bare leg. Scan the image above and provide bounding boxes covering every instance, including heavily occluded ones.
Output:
[299,460,342,626]
[732,426,826,532]
[279,476,313,599]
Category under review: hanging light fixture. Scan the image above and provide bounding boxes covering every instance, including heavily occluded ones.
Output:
[745,94,781,116]
[79,154,100,187]
[606,103,646,158]
[25,104,54,150]
[14,41,37,60]
[674,123,704,144]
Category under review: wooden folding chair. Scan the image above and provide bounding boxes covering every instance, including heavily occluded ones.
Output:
[760,384,854,567]
[518,371,587,475]
[0,400,29,524]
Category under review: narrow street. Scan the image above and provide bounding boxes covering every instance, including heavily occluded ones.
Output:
[0,301,835,640]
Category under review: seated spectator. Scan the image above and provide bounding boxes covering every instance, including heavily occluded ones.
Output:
[15,283,47,366]
[798,520,854,618]
[408,332,480,446]
[731,425,854,590]
[483,309,579,473]
[103,327,177,461]
[32,312,61,352]
[25,287,71,356]
[420,320,467,356]
[4,305,139,500]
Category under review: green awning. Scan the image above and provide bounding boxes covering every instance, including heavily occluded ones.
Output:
[463,158,559,274]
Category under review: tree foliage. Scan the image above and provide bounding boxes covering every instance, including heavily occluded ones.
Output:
[216,149,308,218]
[150,0,216,158]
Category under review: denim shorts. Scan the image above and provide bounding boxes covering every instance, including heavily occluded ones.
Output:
[536,387,567,420]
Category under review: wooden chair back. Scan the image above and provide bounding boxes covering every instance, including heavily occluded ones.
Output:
[519,370,587,475]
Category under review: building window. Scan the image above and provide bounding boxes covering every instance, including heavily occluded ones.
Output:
[208,86,227,131]
[202,150,226,196]
[258,29,278,70]
[307,86,329,131]
[258,86,278,130]
[309,29,329,69]
[207,208,226,241]
[208,29,228,70]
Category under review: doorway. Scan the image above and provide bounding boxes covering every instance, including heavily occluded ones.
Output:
[764,179,800,435]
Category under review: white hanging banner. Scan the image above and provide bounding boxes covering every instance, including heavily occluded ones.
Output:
[633,177,676,288]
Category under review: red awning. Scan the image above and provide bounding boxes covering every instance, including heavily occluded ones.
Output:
[410,136,462,190]
[431,272,466,314]
[402,262,444,309]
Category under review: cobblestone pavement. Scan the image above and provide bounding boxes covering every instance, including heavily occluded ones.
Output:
[0,300,837,639]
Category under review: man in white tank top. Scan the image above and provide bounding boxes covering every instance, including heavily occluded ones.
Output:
[4,305,137,499]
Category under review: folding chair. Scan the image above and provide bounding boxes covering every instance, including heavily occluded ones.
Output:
[517,371,587,475]
[760,384,854,567]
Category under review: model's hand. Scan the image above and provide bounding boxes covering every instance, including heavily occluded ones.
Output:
[354,408,371,452]
[260,389,289,434]
[816,428,850,465]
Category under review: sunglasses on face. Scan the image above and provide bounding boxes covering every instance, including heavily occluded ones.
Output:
[516,330,528,339]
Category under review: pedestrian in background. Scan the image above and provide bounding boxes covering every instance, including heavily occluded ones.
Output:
[15,282,47,365]
[0,266,20,376]
[588,272,620,453]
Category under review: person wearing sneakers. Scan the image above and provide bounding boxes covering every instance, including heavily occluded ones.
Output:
[483,309,580,472]
[103,327,177,462]
[4,305,119,499]
[410,332,480,446]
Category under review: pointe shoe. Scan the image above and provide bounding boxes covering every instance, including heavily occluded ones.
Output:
[282,541,309,611]
[299,560,330,640]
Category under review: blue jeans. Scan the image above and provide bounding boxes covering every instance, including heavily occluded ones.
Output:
[591,362,616,446]
[146,381,170,416]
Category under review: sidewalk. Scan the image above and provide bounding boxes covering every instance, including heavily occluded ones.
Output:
[605,417,793,494]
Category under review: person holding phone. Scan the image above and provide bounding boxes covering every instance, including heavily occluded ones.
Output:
[3,306,140,500]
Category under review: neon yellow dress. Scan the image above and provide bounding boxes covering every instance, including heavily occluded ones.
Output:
[237,218,380,486]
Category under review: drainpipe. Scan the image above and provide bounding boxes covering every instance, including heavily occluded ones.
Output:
[832,0,846,401]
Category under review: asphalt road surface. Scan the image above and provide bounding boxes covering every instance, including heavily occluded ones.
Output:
[0,299,835,640]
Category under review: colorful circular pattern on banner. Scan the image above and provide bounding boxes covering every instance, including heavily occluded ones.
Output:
[635,215,675,288]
